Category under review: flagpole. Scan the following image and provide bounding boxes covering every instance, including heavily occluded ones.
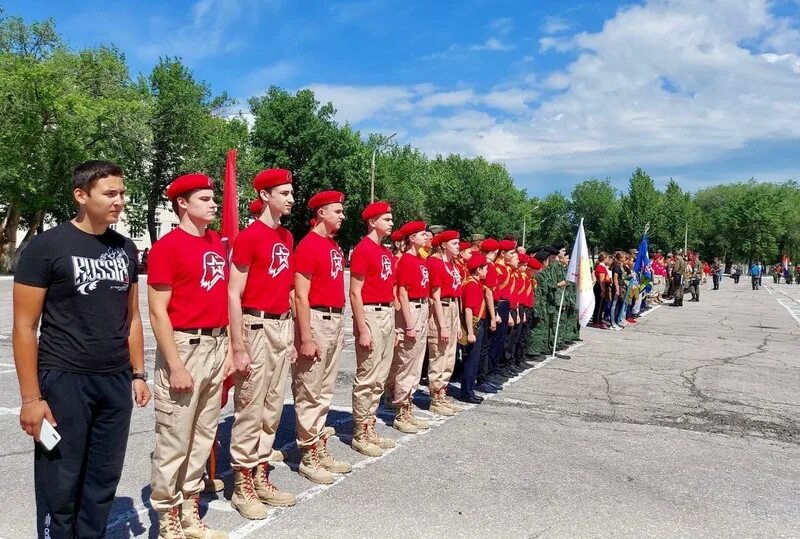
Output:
[551,286,566,358]
[684,222,688,254]
[522,217,526,249]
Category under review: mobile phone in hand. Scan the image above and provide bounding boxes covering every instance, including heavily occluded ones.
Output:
[39,419,61,451]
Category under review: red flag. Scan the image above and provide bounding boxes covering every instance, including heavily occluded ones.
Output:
[221,149,238,408]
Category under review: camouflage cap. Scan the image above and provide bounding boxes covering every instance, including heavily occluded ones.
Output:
[428,225,445,234]
[470,233,485,242]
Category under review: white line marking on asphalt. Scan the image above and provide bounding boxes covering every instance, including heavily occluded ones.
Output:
[0,407,20,416]
[637,303,663,318]
[0,369,17,375]
[765,285,773,294]
[776,299,800,326]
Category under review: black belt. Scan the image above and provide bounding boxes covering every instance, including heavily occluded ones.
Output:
[175,327,227,337]
[364,302,392,307]
[311,306,344,314]
[410,298,427,308]
[243,308,292,320]
[440,298,459,306]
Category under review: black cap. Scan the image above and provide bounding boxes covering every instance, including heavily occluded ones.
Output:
[534,250,550,261]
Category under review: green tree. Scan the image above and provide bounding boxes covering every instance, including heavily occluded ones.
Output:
[617,168,662,250]
[570,178,618,252]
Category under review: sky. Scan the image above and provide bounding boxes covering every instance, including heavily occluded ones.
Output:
[5,0,800,196]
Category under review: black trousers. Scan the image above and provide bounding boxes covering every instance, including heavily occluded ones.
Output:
[513,307,533,362]
[752,276,759,290]
[35,369,133,539]
[460,320,486,398]
[712,274,720,289]
[488,300,510,373]
[592,283,605,324]
[503,308,521,366]
[672,276,684,305]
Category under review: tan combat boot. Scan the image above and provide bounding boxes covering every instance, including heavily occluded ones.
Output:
[351,420,383,457]
[158,507,186,539]
[318,429,353,474]
[392,404,419,434]
[299,444,335,484]
[230,468,268,520]
[441,389,464,413]
[181,497,228,539]
[266,448,285,463]
[368,417,396,449]
[253,462,296,507]
[408,400,430,429]
[202,475,225,493]
[429,392,455,416]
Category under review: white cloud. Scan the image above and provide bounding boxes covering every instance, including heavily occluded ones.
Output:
[307,84,415,124]
[541,15,571,35]
[312,0,800,182]
[489,17,514,36]
[469,37,515,52]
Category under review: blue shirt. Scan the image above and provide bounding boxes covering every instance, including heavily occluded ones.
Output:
[750,264,762,276]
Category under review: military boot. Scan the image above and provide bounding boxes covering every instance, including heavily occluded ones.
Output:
[253,462,296,507]
[408,401,430,429]
[299,444,335,484]
[368,417,396,449]
[429,392,455,416]
[351,420,383,457]
[231,468,268,520]
[392,404,419,434]
[202,476,224,493]
[158,506,186,539]
[266,448,285,463]
[181,497,228,539]
[441,390,464,413]
[318,428,353,474]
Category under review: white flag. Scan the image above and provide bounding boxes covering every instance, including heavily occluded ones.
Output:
[566,218,595,327]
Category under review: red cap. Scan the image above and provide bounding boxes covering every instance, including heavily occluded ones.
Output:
[361,201,392,221]
[166,173,214,201]
[308,190,345,210]
[499,239,517,251]
[432,230,460,247]
[518,253,529,264]
[248,198,263,216]
[399,220,427,238]
[459,241,472,252]
[480,238,499,252]
[253,168,292,192]
[467,253,488,272]
[529,258,543,270]
[390,230,404,242]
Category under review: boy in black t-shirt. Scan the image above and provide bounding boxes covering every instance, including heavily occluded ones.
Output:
[13,160,151,539]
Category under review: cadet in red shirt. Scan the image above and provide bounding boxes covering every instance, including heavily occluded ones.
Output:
[228,168,297,520]
[489,239,517,378]
[477,239,501,387]
[426,230,464,416]
[291,190,352,485]
[460,253,490,403]
[147,173,231,537]
[349,201,398,457]
[388,220,431,433]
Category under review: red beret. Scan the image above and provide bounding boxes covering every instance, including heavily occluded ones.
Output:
[499,239,517,251]
[361,201,392,221]
[480,238,499,252]
[390,230,404,242]
[467,253,488,272]
[248,198,263,216]
[399,220,427,238]
[432,230,460,247]
[253,168,292,192]
[518,253,529,264]
[529,258,543,271]
[166,173,214,201]
[308,190,345,210]
[459,241,472,252]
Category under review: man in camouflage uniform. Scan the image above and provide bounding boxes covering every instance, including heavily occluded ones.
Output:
[671,250,687,307]
[527,250,551,359]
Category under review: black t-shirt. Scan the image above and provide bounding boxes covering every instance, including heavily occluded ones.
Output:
[14,222,139,374]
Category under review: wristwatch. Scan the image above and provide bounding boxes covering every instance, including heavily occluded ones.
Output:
[132,371,148,382]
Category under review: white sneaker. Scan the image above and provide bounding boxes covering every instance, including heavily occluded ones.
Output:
[612,324,622,331]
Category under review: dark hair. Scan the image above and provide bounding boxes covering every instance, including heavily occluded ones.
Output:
[72,160,124,192]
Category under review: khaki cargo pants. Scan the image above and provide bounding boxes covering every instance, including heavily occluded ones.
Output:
[230,314,294,469]
[292,310,344,448]
[427,300,460,395]
[151,331,226,511]
[389,301,430,406]
[352,305,395,422]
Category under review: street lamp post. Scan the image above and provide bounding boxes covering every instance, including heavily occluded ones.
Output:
[371,132,397,202]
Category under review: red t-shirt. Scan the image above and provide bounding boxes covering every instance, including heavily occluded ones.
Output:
[484,262,498,293]
[232,219,294,314]
[147,227,229,328]
[395,251,429,300]
[349,236,395,304]
[494,261,513,300]
[293,231,346,308]
[426,256,462,299]
[461,278,486,319]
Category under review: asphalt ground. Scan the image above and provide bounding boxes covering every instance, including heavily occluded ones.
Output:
[0,274,798,538]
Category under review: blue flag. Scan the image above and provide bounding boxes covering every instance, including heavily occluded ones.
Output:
[633,233,650,273]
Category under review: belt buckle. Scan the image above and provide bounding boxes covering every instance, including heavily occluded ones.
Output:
[211,328,223,337]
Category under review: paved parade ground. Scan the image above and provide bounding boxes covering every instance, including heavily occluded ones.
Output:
[0,275,799,538]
